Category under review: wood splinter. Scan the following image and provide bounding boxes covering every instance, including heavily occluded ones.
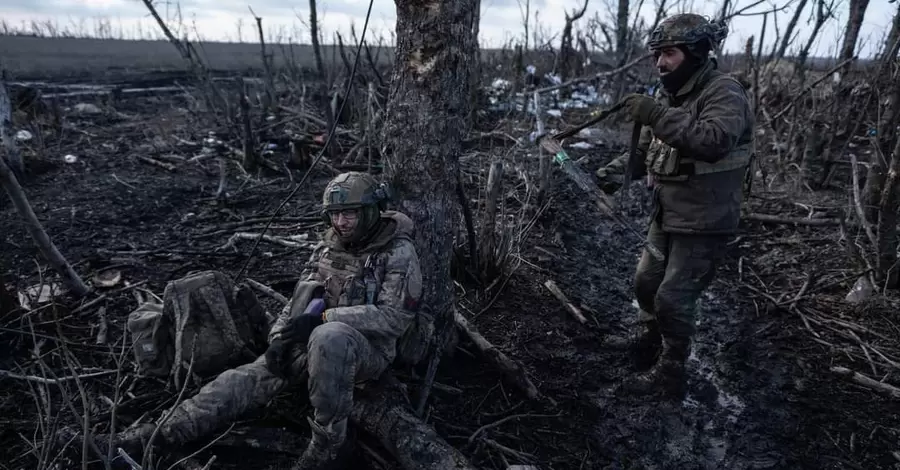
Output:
[543,280,588,324]
[137,155,177,172]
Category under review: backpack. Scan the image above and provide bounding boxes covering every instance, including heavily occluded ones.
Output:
[126,270,270,386]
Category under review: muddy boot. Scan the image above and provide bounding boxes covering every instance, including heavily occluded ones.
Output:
[603,320,662,371]
[292,417,354,470]
[58,423,158,468]
[618,338,690,400]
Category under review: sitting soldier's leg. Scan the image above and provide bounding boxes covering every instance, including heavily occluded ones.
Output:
[94,351,308,461]
[295,322,388,470]
[621,233,727,398]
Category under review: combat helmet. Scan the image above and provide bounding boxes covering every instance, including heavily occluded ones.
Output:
[647,13,727,53]
[321,172,391,244]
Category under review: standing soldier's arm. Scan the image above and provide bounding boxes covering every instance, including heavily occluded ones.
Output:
[602,125,653,177]
[597,125,653,190]
[323,239,422,343]
[646,79,751,161]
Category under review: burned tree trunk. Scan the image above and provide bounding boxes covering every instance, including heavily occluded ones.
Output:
[1,75,24,177]
[839,0,870,64]
[615,0,629,66]
[558,0,589,83]
[382,0,478,398]
[0,147,90,298]
[862,12,900,225]
[309,0,326,81]
[775,0,809,61]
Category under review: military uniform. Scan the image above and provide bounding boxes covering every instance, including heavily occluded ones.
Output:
[597,14,754,397]
[92,173,423,469]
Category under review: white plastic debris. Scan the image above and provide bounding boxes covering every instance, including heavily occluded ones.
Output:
[63,154,78,163]
[15,130,33,142]
[569,141,594,149]
[73,103,102,115]
[525,64,536,75]
[491,78,511,90]
[845,276,874,304]
[546,109,562,118]
[18,282,65,311]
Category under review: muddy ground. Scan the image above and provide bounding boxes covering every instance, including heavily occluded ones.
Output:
[2,75,900,470]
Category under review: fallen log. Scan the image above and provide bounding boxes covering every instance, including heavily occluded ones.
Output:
[454,309,540,400]
[830,366,900,399]
[352,376,476,470]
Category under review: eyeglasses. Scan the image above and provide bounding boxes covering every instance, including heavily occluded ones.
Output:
[327,208,360,220]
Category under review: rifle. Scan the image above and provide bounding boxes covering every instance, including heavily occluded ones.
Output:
[535,103,663,261]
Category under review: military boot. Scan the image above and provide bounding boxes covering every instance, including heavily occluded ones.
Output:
[292,417,354,470]
[603,319,662,371]
[618,337,690,400]
[58,423,158,467]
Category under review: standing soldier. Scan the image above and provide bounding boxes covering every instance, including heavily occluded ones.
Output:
[596,14,754,399]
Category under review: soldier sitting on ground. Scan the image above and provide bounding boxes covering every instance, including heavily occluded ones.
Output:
[67,172,425,470]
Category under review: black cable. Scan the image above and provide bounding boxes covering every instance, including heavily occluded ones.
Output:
[234,0,376,281]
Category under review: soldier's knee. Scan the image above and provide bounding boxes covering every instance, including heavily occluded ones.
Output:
[308,322,356,356]
[634,265,661,303]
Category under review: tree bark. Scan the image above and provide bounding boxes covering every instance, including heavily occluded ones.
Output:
[775,0,809,60]
[0,147,90,297]
[1,75,25,177]
[308,0,326,81]
[615,0,629,66]
[383,0,478,335]
[352,377,476,470]
[839,0,870,64]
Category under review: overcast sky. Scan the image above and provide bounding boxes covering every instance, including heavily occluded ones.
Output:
[1,0,897,58]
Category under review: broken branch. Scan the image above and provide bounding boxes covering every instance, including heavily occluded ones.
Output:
[454,309,541,400]
[831,366,900,399]
[543,280,588,324]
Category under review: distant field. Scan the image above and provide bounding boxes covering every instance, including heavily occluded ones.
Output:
[0,34,858,83]
[0,35,396,81]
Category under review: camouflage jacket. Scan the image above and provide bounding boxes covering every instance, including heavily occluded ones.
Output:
[605,59,755,234]
[270,211,423,364]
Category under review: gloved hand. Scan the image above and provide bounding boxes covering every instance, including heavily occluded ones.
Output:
[595,166,624,194]
[304,298,326,316]
[265,301,326,378]
[622,93,662,126]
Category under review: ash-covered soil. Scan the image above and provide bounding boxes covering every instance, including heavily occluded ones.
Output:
[2,80,899,470]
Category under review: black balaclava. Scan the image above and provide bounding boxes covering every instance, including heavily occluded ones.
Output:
[659,41,711,94]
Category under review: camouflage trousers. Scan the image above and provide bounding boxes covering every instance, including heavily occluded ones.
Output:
[159,322,389,444]
[633,219,729,341]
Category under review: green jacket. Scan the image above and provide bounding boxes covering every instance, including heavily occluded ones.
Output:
[603,60,755,235]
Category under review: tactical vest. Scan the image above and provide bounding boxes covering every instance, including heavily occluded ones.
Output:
[314,236,432,366]
[645,75,754,182]
[316,245,383,309]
